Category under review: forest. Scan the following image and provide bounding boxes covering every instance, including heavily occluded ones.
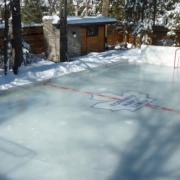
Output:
[0,0,179,74]
[19,0,180,32]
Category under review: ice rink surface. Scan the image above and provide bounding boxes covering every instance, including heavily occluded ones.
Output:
[1,62,180,180]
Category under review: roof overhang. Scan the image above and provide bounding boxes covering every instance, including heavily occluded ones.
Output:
[43,15,117,27]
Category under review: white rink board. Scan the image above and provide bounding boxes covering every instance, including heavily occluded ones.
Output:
[141,45,180,67]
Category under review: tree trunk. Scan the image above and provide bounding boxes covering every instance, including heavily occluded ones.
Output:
[3,0,9,75]
[60,0,68,62]
[102,0,109,17]
[153,0,157,25]
[12,0,23,74]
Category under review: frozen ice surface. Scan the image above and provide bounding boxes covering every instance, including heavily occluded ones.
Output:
[1,62,180,180]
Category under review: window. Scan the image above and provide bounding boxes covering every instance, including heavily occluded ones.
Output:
[87,27,98,37]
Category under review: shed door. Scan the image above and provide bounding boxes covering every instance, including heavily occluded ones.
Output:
[86,26,105,53]
[80,26,105,55]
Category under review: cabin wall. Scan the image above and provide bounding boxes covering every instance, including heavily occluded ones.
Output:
[0,25,44,54]
[107,32,124,46]
[22,26,44,54]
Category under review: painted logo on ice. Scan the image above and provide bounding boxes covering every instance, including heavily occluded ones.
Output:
[91,91,155,112]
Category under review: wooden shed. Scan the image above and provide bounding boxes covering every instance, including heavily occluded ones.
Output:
[22,24,44,54]
[43,16,117,62]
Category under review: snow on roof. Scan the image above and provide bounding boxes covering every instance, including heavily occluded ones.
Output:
[0,23,43,29]
[43,15,117,25]
[0,24,4,29]
[22,23,43,28]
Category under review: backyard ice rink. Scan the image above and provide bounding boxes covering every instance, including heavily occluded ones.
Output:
[1,47,180,180]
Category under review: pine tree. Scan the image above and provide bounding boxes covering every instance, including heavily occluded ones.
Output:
[108,0,125,20]
[163,2,180,35]
[21,0,45,24]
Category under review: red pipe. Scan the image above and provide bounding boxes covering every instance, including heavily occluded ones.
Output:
[174,48,180,69]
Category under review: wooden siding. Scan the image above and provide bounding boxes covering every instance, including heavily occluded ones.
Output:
[87,26,105,53]
[80,28,87,55]
[107,25,180,47]
[107,29,142,47]
[23,26,44,54]
[81,26,105,55]
[0,25,44,54]
[107,32,124,45]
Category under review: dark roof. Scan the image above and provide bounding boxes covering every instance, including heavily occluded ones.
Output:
[43,15,117,26]
[66,16,117,26]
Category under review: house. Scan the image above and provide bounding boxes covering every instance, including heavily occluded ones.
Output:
[42,15,117,62]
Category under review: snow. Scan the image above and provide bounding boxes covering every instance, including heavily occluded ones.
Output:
[141,45,179,66]
[1,46,180,91]
[0,48,139,90]
[43,15,117,25]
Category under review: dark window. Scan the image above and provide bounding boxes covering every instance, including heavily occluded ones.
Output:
[87,27,98,37]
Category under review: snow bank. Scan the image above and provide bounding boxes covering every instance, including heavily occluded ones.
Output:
[141,45,179,67]
[1,46,179,91]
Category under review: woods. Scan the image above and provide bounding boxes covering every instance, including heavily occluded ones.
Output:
[0,0,180,74]
[19,0,180,41]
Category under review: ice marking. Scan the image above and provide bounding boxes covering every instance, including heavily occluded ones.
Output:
[0,137,35,157]
[42,82,180,114]
[91,91,155,112]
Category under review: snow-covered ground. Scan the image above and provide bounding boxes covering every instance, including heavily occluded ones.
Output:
[1,45,179,91]
[0,48,142,91]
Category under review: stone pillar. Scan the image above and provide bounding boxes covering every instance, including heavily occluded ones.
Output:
[43,18,60,62]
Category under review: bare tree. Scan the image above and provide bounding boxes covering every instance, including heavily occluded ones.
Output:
[47,0,59,15]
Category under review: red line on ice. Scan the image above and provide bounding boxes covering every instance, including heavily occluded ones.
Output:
[42,82,180,114]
